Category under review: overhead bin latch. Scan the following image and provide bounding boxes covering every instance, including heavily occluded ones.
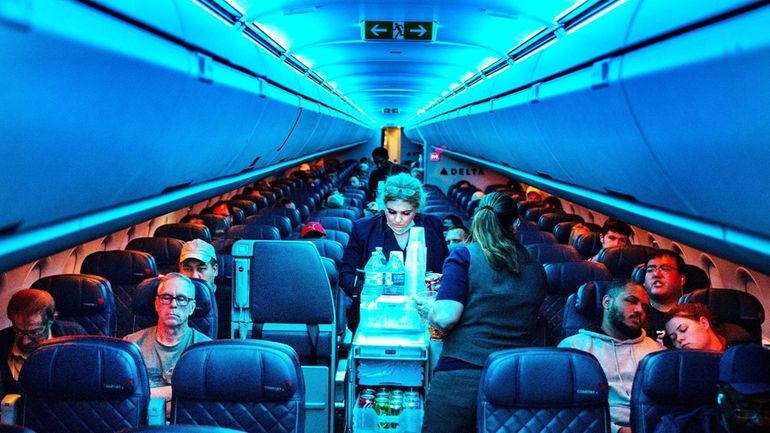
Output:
[195,52,214,84]
[529,83,541,103]
[591,58,612,89]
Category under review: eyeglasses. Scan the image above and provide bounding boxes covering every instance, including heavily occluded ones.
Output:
[12,323,50,339]
[156,294,194,306]
[645,265,679,274]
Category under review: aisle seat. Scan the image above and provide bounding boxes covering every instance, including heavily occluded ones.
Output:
[316,216,353,235]
[131,276,217,339]
[126,237,184,274]
[561,281,611,340]
[539,213,584,234]
[680,288,765,344]
[31,274,117,336]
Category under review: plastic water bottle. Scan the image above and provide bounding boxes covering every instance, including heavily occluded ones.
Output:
[363,249,386,296]
[385,251,406,295]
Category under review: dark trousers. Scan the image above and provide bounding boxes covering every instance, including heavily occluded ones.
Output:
[422,369,483,433]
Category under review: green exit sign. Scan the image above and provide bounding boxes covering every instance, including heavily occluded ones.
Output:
[362,21,435,41]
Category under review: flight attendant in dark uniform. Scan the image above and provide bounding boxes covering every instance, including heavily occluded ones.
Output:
[339,172,449,332]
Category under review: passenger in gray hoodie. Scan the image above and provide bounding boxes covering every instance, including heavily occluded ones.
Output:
[559,279,664,433]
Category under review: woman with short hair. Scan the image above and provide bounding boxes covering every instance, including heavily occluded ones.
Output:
[663,302,751,351]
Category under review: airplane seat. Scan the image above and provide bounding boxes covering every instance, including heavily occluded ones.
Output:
[342,195,363,210]
[516,230,558,246]
[516,199,544,214]
[537,262,612,346]
[303,239,344,268]
[255,189,277,206]
[184,214,231,239]
[524,206,558,223]
[16,336,151,433]
[466,199,480,216]
[0,425,36,433]
[339,186,366,198]
[553,221,582,244]
[313,208,357,221]
[324,229,350,248]
[514,218,539,233]
[229,193,267,211]
[451,186,478,204]
[131,276,217,339]
[31,274,117,336]
[561,280,612,340]
[260,207,302,229]
[422,204,458,214]
[231,240,335,433]
[244,215,292,239]
[680,288,765,344]
[319,257,346,343]
[226,223,281,241]
[125,237,184,274]
[478,347,611,433]
[630,263,711,295]
[154,223,212,243]
[539,213,584,234]
[525,243,583,264]
[316,216,354,235]
[630,350,722,433]
[118,426,244,433]
[595,245,660,278]
[80,250,158,338]
[172,340,305,433]
[225,199,258,217]
[572,231,603,260]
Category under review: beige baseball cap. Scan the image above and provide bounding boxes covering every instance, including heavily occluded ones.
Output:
[179,239,216,264]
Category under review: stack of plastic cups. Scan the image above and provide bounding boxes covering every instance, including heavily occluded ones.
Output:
[404,226,427,298]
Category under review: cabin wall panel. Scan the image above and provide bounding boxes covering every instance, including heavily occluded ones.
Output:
[621,6,770,237]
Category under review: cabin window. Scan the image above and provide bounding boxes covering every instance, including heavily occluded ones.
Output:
[586,211,595,223]
[22,261,44,288]
[701,255,723,287]
[647,234,660,249]
[671,243,685,260]
[64,250,79,274]
[736,268,762,299]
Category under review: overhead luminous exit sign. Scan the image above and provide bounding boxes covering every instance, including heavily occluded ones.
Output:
[363,21,435,41]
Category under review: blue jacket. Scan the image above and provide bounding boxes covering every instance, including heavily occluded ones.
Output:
[340,212,449,297]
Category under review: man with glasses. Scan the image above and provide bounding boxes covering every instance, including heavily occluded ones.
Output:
[643,249,687,341]
[124,273,210,402]
[0,289,86,394]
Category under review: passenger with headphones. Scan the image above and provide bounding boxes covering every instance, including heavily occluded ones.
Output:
[643,249,687,341]
[0,288,86,394]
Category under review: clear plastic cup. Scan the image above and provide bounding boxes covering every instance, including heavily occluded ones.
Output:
[413,290,437,323]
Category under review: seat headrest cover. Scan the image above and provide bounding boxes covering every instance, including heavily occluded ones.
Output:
[19,336,149,399]
[638,350,721,404]
[544,262,612,295]
[173,340,302,401]
[133,277,212,317]
[81,250,158,284]
[575,281,611,317]
[481,348,608,406]
[125,237,184,266]
[31,274,111,315]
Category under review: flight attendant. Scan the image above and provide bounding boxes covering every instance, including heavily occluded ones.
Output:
[340,172,448,332]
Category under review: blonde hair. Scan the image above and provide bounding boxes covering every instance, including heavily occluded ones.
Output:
[469,192,529,274]
[382,172,424,209]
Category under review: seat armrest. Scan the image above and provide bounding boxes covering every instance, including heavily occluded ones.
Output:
[1,393,21,424]
[147,396,166,425]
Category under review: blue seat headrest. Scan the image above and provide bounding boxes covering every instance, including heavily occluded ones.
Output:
[172,340,303,402]
[526,243,583,264]
[305,239,344,266]
[31,274,111,315]
[595,245,659,278]
[680,288,765,343]
[126,237,184,266]
[81,250,158,284]
[132,277,212,318]
[574,280,612,318]
[544,262,612,296]
[226,223,280,241]
[573,231,602,259]
[154,223,212,243]
[481,347,608,407]
[635,350,721,405]
[20,336,149,399]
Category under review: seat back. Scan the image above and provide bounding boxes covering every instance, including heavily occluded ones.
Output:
[303,239,345,268]
[478,347,610,433]
[260,207,302,229]
[80,250,158,338]
[226,223,281,241]
[595,245,659,278]
[572,231,602,259]
[245,215,292,239]
[537,262,612,346]
[316,216,353,235]
[561,280,612,340]
[313,208,356,221]
[539,213,584,234]
[680,288,765,343]
[231,240,335,433]
[0,425,35,433]
[514,218,539,233]
[553,221,583,244]
[126,237,184,274]
[31,274,117,336]
[119,426,245,433]
[226,199,258,216]
[154,223,212,243]
[131,277,217,339]
[185,214,231,239]
[516,230,558,246]
[524,206,558,223]
[525,243,583,264]
[325,229,350,248]
[630,351,722,433]
[18,336,150,433]
[172,340,305,433]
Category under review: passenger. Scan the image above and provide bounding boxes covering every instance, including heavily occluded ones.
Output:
[300,221,327,239]
[242,186,263,198]
[442,214,464,233]
[276,197,296,210]
[543,196,563,211]
[444,226,469,250]
[589,218,634,261]
[366,147,393,201]
[325,189,346,209]
[340,172,449,332]
[643,249,687,340]
[525,186,544,201]
[0,289,87,394]
[558,279,664,433]
[663,303,751,351]
[124,273,210,404]
[421,192,546,433]
[178,239,218,294]
[181,215,207,227]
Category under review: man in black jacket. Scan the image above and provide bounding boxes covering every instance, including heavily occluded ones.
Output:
[0,289,86,395]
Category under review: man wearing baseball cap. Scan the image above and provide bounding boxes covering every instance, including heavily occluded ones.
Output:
[718,344,770,432]
[178,239,218,294]
[301,221,327,239]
